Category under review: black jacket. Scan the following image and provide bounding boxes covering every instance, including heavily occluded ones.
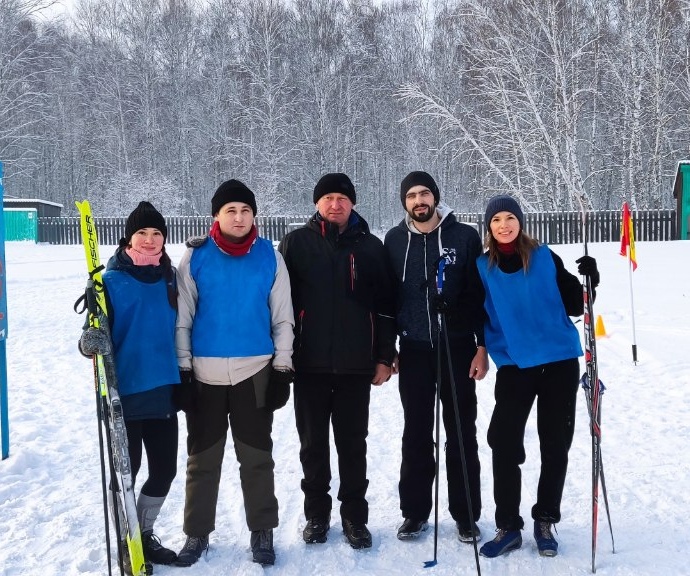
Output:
[278,211,396,375]
[384,206,485,349]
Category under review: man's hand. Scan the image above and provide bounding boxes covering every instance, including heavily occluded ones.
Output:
[372,362,391,386]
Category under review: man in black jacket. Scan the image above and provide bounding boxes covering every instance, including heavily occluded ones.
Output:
[278,172,396,550]
[384,171,488,543]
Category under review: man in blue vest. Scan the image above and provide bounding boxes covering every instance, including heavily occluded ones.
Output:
[174,179,295,567]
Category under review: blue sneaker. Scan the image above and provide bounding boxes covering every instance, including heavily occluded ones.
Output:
[534,521,558,557]
[479,528,522,558]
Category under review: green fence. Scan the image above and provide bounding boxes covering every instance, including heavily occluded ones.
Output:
[3,209,38,241]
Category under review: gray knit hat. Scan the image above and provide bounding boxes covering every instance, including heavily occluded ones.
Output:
[484,195,524,230]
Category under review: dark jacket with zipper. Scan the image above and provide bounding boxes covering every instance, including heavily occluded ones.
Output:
[278,211,396,375]
[384,204,485,349]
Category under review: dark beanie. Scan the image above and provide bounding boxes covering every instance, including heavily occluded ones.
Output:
[212,179,257,216]
[484,195,524,230]
[400,171,440,207]
[124,201,167,243]
[313,173,356,205]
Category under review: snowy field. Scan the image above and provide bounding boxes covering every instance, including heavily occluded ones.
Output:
[0,239,688,576]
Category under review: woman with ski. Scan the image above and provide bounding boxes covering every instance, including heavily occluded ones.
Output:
[79,201,180,573]
[475,195,599,559]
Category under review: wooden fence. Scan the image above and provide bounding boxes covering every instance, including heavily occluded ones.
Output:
[460,209,676,243]
[38,215,310,245]
[38,209,677,244]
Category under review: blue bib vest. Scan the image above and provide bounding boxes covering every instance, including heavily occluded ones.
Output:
[477,245,583,369]
[103,270,179,397]
[190,237,276,358]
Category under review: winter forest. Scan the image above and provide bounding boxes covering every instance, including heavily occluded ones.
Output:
[2,0,690,227]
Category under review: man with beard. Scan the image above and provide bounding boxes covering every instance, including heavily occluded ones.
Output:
[384,171,489,543]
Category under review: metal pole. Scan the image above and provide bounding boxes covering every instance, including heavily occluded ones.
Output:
[0,161,9,459]
[628,253,638,364]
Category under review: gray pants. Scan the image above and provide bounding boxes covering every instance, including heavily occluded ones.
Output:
[182,364,277,536]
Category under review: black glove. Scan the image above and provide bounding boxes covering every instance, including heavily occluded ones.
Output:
[78,327,111,357]
[173,369,198,413]
[431,294,451,314]
[265,368,294,411]
[576,255,600,287]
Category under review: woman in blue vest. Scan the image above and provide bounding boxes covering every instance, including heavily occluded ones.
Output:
[80,201,180,572]
[475,195,599,559]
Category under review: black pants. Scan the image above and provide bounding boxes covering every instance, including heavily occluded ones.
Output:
[487,358,580,530]
[398,340,481,525]
[126,416,178,498]
[293,372,371,524]
[183,367,277,536]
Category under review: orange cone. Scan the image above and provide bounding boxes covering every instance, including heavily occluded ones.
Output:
[595,315,607,338]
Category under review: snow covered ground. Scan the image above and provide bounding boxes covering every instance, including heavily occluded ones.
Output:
[1,239,688,576]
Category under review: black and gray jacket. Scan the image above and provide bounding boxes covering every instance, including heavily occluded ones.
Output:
[278,211,397,375]
[384,204,485,349]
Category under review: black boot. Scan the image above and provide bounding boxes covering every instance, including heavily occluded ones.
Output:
[175,535,209,567]
[397,518,429,541]
[342,519,372,549]
[143,531,177,565]
[251,529,276,566]
[303,515,330,544]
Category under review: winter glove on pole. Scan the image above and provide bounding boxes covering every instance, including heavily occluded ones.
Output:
[576,255,600,287]
[431,294,451,314]
[78,326,111,357]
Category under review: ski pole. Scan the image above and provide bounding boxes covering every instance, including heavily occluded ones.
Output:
[441,318,481,576]
[424,258,446,569]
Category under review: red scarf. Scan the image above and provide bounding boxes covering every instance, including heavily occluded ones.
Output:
[497,240,517,255]
[210,221,258,256]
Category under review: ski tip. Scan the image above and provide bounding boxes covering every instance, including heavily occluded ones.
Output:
[423,560,437,568]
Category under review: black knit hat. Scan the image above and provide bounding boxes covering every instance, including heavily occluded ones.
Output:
[400,171,440,207]
[484,195,524,230]
[124,201,167,243]
[212,179,257,216]
[313,173,356,205]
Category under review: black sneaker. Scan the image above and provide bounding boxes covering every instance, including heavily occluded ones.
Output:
[143,531,177,565]
[397,518,429,541]
[303,515,330,544]
[533,521,558,557]
[251,529,276,566]
[175,535,209,567]
[342,519,372,549]
[457,522,482,543]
